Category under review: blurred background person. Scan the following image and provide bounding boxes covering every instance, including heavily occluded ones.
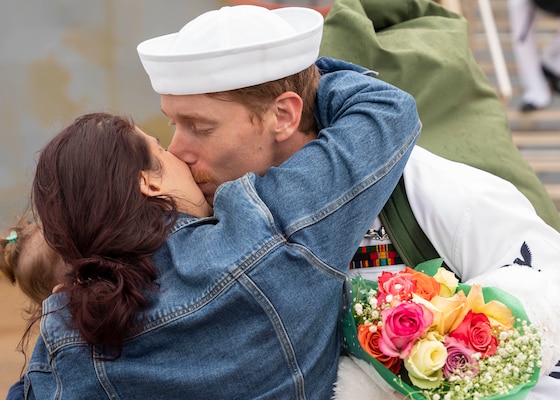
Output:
[509,0,560,111]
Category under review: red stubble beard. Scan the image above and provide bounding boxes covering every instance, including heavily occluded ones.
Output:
[192,170,218,206]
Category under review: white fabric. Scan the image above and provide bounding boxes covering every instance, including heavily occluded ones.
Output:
[137,6,323,95]
[405,146,560,372]
[334,146,560,399]
[527,376,560,400]
[333,356,404,400]
[543,31,560,74]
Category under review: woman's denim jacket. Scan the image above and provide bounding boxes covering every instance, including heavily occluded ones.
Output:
[25,57,421,400]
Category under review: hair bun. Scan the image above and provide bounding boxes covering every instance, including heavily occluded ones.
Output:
[73,256,123,286]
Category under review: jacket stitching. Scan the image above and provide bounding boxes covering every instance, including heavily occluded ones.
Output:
[238,274,307,400]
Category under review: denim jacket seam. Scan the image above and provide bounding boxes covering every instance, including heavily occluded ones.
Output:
[93,348,121,400]
[40,307,88,355]
[52,357,62,399]
[45,335,88,355]
[125,234,286,339]
[170,215,216,233]
[238,274,307,400]
[41,236,286,351]
[285,122,420,238]
[26,362,52,373]
[288,242,347,281]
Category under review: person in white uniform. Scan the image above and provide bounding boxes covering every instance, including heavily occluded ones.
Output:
[338,145,560,400]
[508,0,560,111]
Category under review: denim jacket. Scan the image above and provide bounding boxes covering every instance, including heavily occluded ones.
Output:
[24,57,421,400]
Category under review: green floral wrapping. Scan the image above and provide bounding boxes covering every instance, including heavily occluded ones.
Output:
[341,259,540,399]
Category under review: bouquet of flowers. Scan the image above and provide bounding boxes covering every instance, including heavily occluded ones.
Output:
[342,259,541,400]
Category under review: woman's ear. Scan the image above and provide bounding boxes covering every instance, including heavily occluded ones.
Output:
[273,91,303,142]
[139,171,161,197]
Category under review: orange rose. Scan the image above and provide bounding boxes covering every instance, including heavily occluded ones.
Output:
[402,267,441,301]
[358,324,402,374]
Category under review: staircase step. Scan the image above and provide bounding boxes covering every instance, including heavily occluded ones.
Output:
[544,183,560,201]
[520,151,560,173]
[512,131,560,147]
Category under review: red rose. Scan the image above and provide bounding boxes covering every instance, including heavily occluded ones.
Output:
[358,324,402,374]
[448,310,498,358]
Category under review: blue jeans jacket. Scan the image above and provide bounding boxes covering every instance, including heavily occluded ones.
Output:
[24,57,420,400]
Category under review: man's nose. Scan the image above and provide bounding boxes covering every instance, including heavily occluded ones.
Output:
[168,132,196,164]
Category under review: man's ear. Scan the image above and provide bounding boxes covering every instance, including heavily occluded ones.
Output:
[274,91,303,142]
[139,170,161,197]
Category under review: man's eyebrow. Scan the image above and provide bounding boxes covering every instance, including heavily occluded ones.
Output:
[161,109,191,121]
[160,109,213,123]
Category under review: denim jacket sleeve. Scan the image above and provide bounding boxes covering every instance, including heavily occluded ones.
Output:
[254,57,421,271]
[5,378,24,400]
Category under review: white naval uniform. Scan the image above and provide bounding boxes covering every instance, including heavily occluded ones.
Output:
[335,146,560,400]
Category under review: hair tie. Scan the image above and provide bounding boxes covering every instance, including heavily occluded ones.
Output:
[75,276,93,286]
[6,231,17,244]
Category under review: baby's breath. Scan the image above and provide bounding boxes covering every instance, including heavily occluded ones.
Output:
[349,275,541,399]
[420,320,541,400]
[352,287,381,326]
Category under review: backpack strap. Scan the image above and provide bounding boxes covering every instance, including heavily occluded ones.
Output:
[379,177,445,268]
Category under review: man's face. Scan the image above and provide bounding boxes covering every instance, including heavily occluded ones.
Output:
[163,94,277,205]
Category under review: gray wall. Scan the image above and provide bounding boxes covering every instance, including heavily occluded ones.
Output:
[0,0,331,224]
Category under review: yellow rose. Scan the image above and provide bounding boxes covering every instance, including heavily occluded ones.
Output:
[412,290,468,335]
[430,291,468,334]
[433,267,459,297]
[465,284,514,330]
[404,332,447,389]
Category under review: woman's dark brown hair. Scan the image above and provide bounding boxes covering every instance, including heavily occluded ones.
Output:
[32,112,177,358]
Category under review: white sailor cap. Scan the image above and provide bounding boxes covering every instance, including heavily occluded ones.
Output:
[137,5,324,95]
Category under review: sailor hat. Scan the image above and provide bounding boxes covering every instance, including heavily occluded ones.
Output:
[137,5,324,95]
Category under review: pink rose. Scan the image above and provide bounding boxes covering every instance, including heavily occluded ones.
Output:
[379,302,433,359]
[443,336,478,378]
[377,271,416,306]
[449,311,498,358]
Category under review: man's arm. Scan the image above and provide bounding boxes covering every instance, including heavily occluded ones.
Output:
[254,57,421,271]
